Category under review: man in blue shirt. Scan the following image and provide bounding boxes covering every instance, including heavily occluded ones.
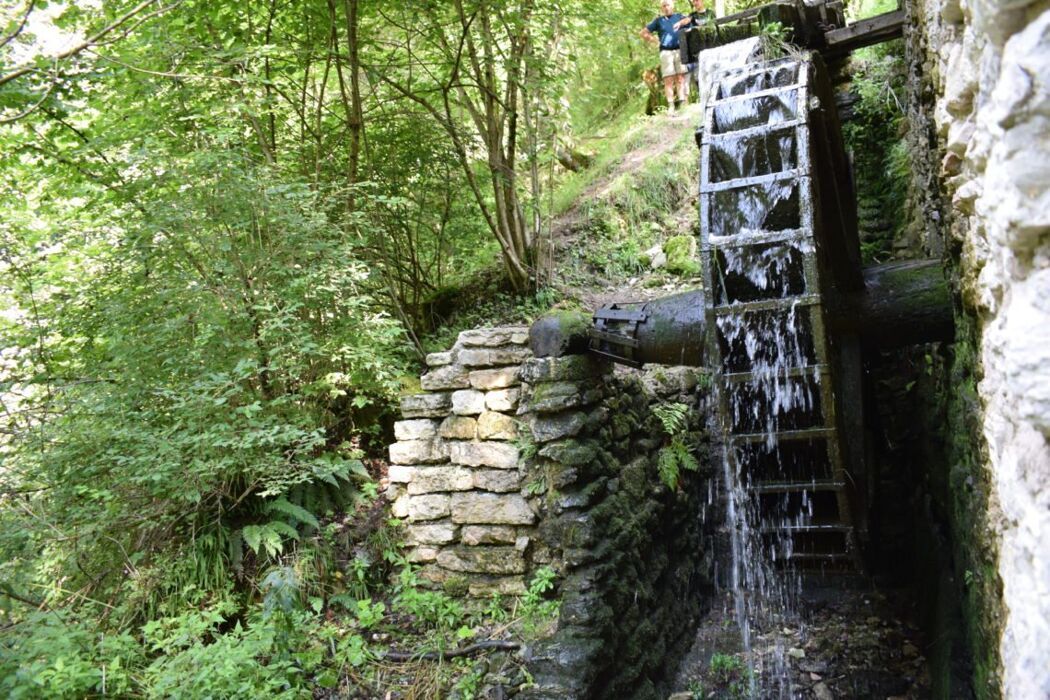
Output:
[640,0,688,116]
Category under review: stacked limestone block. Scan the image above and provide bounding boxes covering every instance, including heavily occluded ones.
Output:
[387,327,536,596]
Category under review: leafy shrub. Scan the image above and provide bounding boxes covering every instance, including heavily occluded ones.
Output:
[0,613,144,699]
[520,566,560,637]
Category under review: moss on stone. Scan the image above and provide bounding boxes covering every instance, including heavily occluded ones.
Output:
[539,439,598,467]
[663,235,700,276]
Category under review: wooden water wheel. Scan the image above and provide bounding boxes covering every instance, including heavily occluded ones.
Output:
[698,52,867,573]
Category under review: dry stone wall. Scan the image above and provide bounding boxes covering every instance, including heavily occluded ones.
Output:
[386,326,716,699]
[386,326,535,596]
[908,0,1050,695]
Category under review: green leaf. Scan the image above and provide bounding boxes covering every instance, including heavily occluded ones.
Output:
[261,528,283,557]
[242,525,263,555]
[266,520,300,541]
[267,497,320,529]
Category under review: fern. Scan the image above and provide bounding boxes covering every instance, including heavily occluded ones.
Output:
[654,401,699,490]
[657,445,682,490]
[653,402,690,436]
[240,522,298,558]
[672,440,699,474]
[266,520,301,541]
[267,497,320,530]
[241,525,261,554]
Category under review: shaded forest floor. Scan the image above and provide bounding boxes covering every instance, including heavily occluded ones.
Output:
[672,588,932,699]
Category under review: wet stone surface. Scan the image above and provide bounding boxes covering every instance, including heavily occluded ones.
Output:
[671,588,932,699]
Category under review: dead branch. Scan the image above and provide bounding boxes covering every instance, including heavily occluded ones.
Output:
[383,639,520,662]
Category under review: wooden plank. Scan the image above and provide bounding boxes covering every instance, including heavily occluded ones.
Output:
[824,10,905,50]
[710,85,800,107]
[708,228,808,249]
[699,168,801,194]
[712,294,821,316]
[592,307,647,322]
[713,6,761,26]
[753,480,846,494]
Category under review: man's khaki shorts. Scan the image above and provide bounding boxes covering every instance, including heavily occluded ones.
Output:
[659,50,686,78]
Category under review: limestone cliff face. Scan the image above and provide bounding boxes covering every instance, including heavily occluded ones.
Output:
[914,0,1050,695]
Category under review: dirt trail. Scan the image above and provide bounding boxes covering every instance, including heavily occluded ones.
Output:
[552,101,704,241]
[546,102,705,311]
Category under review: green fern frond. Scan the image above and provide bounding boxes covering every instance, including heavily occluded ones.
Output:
[267,497,320,529]
[266,520,301,541]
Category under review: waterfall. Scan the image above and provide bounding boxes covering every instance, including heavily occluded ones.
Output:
[698,49,857,698]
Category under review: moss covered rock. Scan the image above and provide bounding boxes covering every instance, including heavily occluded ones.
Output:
[663,235,700,275]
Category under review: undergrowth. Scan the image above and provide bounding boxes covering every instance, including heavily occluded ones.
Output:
[842,38,909,262]
[0,495,561,698]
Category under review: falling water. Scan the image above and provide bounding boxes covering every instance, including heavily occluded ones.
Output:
[699,53,830,699]
[692,38,764,115]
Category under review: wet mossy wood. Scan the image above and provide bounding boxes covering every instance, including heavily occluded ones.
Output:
[836,260,955,349]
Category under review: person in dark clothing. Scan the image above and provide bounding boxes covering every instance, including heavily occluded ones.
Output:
[677,0,715,29]
[640,0,688,115]
[675,0,716,102]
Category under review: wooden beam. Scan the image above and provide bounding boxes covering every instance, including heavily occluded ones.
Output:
[714,6,761,26]
[829,260,955,349]
[824,9,905,51]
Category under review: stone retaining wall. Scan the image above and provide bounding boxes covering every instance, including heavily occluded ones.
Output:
[387,326,716,698]
[386,326,536,596]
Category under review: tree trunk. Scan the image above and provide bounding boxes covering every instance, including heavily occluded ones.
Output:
[343,0,364,199]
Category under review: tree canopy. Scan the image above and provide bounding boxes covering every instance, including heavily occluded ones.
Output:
[0,0,676,694]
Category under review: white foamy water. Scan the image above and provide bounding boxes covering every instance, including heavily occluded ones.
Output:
[703,53,819,699]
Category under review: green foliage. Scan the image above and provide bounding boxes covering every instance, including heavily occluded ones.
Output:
[654,402,701,489]
[658,440,702,490]
[520,566,560,637]
[664,235,701,276]
[707,652,750,698]
[422,281,561,354]
[353,598,387,630]
[842,40,909,263]
[654,402,692,436]
[0,612,143,699]
[709,652,745,683]
[394,566,466,634]
[758,21,791,58]
[0,0,687,694]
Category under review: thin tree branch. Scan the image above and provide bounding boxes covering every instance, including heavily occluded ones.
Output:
[85,49,244,82]
[0,0,36,51]
[383,639,520,662]
[0,0,182,88]
[0,70,56,124]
